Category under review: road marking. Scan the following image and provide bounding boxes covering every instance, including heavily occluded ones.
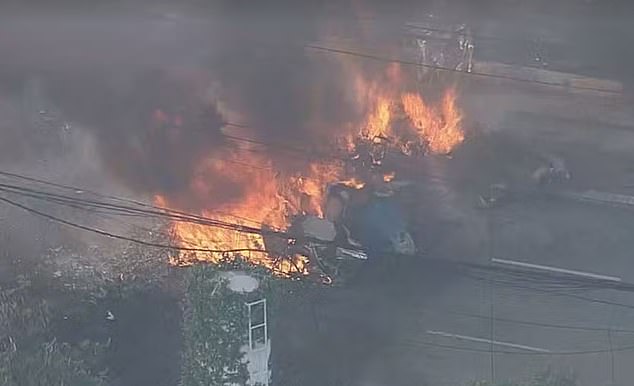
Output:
[565,190,634,207]
[491,258,622,283]
[426,330,551,353]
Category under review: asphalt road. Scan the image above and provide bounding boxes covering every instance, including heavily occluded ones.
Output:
[274,84,634,386]
[275,180,634,386]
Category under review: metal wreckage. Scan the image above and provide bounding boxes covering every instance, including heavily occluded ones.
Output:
[478,152,572,209]
[158,20,468,282]
[263,137,419,284]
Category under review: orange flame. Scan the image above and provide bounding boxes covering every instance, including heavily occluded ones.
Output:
[352,64,464,155]
[365,96,392,139]
[401,89,464,154]
[158,62,464,278]
[159,148,348,276]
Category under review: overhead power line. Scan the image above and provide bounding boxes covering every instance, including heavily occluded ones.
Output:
[0,195,304,278]
[0,181,266,235]
[475,273,634,311]
[304,44,624,95]
[403,23,556,45]
[6,182,634,310]
[0,172,350,249]
[4,169,634,308]
[0,195,264,255]
[417,308,634,334]
[400,339,634,356]
[6,172,634,358]
[226,32,624,95]
[0,170,265,227]
[315,12,585,46]
[223,124,321,156]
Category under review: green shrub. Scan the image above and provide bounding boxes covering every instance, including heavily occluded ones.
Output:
[0,285,106,386]
[180,265,250,386]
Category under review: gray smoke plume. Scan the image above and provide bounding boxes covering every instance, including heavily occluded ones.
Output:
[0,2,374,210]
[43,69,231,203]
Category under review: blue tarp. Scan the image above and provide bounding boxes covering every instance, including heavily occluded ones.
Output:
[348,198,408,255]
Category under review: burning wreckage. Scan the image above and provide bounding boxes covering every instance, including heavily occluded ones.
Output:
[166,138,425,284]
[478,152,572,209]
[158,64,464,283]
[264,174,418,283]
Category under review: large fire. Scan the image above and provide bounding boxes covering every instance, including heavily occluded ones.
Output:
[401,90,463,154]
[159,63,464,277]
[353,63,463,155]
[158,147,349,276]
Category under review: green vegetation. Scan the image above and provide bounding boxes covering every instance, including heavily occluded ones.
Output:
[0,226,177,386]
[0,339,106,386]
[180,265,250,386]
[179,259,300,386]
[0,280,107,386]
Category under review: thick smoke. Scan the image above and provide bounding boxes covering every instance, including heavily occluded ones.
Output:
[0,2,378,211]
[203,5,398,173]
[43,69,230,202]
[209,18,357,144]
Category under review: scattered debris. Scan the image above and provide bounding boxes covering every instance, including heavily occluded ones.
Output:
[478,183,509,209]
[532,155,571,186]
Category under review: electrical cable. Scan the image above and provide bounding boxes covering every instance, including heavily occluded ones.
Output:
[0,170,265,227]
[398,339,634,356]
[404,23,529,44]
[5,170,634,310]
[0,172,352,248]
[303,44,624,95]
[0,181,269,235]
[416,308,634,334]
[5,183,634,303]
[460,271,634,311]
[0,195,265,255]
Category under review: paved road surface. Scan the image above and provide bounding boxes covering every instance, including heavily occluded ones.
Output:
[274,82,634,386]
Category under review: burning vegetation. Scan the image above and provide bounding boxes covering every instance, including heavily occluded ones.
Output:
[155,63,464,278]
[350,63,464,156]
[155,152,344,275]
